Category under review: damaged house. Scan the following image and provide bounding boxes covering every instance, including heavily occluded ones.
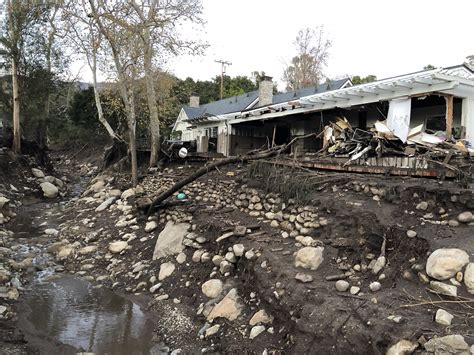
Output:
[172,64,474,177]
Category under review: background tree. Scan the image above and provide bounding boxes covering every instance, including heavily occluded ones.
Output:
[351,74,377,85]
[282,26,331,91]
[424,64,436,70]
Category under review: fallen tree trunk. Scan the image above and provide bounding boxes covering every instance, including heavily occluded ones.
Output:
[147,133,318,215]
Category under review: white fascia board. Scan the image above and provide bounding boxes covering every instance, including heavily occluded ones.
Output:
[245,97,260,110]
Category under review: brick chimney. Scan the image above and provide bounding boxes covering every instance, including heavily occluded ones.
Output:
[258,76,273,107]
[189,92,200,108]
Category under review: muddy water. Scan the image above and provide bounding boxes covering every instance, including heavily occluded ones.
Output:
[14,179,167,354]
[19,275,166,355]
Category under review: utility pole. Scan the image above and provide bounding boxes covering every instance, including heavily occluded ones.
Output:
[215,59,232,100]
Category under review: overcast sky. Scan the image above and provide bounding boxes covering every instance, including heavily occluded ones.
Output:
[166,0,474,91]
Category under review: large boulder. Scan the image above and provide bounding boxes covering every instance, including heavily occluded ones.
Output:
[294,246,324,270]
[40,182,59,199]
[426,248,470,280]
[152,222,190,260]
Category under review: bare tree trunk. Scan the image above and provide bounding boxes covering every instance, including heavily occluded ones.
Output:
[12,58,21,154]
[144,42,160,167]
[91,50,118,140]
[127,89,138,187]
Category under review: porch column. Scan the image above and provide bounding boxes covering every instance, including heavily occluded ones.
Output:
[461,98,474,143]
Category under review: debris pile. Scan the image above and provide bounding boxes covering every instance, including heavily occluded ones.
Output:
[319,117,473,176]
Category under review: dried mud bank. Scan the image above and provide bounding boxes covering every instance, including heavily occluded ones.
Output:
[2,152,474,354]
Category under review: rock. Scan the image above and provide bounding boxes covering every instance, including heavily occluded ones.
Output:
[295,273,313,283]
[386,340,418,355]
[232,244,245,257]
[225,252,236,263]
[149,283,162,293]
[201,279,223,299]
[207,288,242,321]
[44,228,59,236]
[145,221,158,233]
[429,281,457,297]
[158,262,175,281]
[426,248,470,280]
[249,325,265,340]
[369,282,382,292]
[212,255,224,266]
[335,280,350,292]
[249,310,273,326]
[108,241,128,254]
[0,197,9,209]
[416,201,428,210]
[372,256,386,274]
[152,222,190,260]
[95,197,117,212]
[205,324,220,338]
[56,246,74,259]
[350,286,360,295]
[464,263,474,293]
[294,246,324,270]
[424,335,469,354]
[233,225,247,236]
[435,309,454,326]
[31,168,45,178]
[193,250,205,263]
[78,245,98,255]
[448,219,460,227]
[40,182,58,198]
[457,211,473,223]
[121,188,135,200]
[406,230,417,238]
[219,260,234,274]
[176,252,186,264]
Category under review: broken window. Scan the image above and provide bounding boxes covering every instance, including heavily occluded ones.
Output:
[425,115,446,133]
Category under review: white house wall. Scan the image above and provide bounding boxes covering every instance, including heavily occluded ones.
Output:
[462,98,474,143]
[173,110,196,141]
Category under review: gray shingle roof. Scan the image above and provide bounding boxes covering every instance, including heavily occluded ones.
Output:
[183,78,350,120]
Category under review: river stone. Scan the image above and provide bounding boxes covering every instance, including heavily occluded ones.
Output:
[295,273,313,283]
[145,221,158,233]
[108,241,128,254]
[335,280,350,292]
[201,279,223,298]
[31,168,45,178]
[121,188,135,200]
[406,230,417,238]
[56,246,74,260]
[44,228,59,236]
[95,197,117,212]
[249,325,265,340]
[232,244,245,257]
[78,245,98,255]
[386,340,418,355]
[424,335,469,354]
[426,248,470,280]
[152,222,190,260]
[0,197,9,209]
[435,309,454,326]
[40,182,58,198]
[294,246,324,270]
[464,263,474,293]
[176,252,186,264]
[416,201,428,210]
[89,179,105,193]
[457,211,473,223]
[369,281,382,292]
[205,324,220,338]
[207,288,242,321]
[249,309,273,326]
[158,262,175,281]
[429,281,457,297]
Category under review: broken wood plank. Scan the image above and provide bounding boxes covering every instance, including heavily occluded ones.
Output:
[445,95,454,139]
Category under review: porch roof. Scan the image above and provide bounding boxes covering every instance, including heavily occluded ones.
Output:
[230,65,474,125]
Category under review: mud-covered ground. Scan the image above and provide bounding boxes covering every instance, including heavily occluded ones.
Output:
[1,147,474,354]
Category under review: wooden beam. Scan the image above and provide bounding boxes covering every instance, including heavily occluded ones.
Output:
[445,94,454,139]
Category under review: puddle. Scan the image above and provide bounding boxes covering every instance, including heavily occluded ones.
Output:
[19,275,167,355]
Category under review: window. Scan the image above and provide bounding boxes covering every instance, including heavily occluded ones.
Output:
[205,126,218,138]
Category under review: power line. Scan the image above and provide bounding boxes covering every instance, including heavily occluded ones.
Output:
[215,59,232,100]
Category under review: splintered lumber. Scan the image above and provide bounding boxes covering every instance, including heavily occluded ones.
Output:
[146,133,318,215]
